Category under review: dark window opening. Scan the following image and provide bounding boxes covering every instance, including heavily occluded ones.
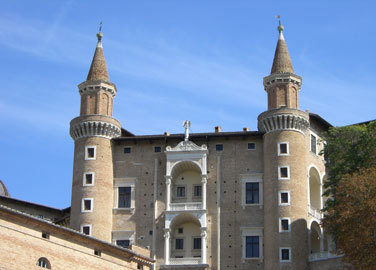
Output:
[85,173,93,185]
[216,144,223,151]
[82,226,90,235]
[194,185,202,197]
[245,236,259,258]
[177,186,185,197]
[116,239,130,248]
[281,219,289,231]
[118,187,131,208]
[279,143,288,154]
[154,146,161,152]
[248,143,256,150]
[280,167,288,178]
[246,183,259,204]
[281,249,290,260]
[124,147,131,154]
[280,193,289,204]
[87,147,95,158]
[175,238,184,249]
[193,237,201,249]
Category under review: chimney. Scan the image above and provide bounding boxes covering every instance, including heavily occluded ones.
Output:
[164,132,170,136]
[243,127,250,132]
[215,126,222,133]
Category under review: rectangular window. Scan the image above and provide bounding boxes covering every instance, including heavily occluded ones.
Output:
[82,198,93,212]
[81,224,91,236]
[280,248,291,262]
[278,166,290,180]
[94,249,101,256]
[279,191,290,205]
[279,218,290,232]
[154,146,161,153]
[216,144,223,151]
[42,232,49,239]
[85,146,96,160]
[124,147,131,154]
[194,185,202,197]
[245,183,259,204]
[116,239,130,248]
[83,172,94,186]
[311,134,317,154]
[178,228,183,234]
[175,238,184,249]
[245,236,260,258]
[278,142,289,155]
[247,142,256,150]
[193,237,201,249]
[118,187,131,208]
[177,186,185,198]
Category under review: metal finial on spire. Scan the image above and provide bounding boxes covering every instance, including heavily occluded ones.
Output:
[276,15,284,33]
[96,21,103,42]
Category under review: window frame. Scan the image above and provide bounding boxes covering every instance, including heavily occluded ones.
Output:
[112,230,135,248]
[278,142,289,156]
[278,166,290,180]
[118,186,132,209]
[215,144,223,151]
[154,146,162,153]
[310,132,318,155]
[279,217,291,232]
[241,228,263,260]
[124,147,131,154]
[193,237,202,250]
[83,172,95,186]
[280,247,291,262]
[193,185,202,198]
[176,185,186,198]
[247,142,256,150]
[85,146,96,160]
[175,238,184,250]
[81,198,93,212]
[241,174,263,208]
[81,224,92,236]
[113,178,136,212]
[279,191,290,206]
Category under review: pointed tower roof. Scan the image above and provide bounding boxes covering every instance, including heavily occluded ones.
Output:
[270,22,294,74]
[86,29,110,82]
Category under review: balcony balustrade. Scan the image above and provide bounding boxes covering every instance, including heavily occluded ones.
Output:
[169,257,202,265]
[309,251,343,262]
[169,202,202,211]
[308,204,323,220]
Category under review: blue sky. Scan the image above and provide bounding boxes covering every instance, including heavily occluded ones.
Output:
[0,0,375,208]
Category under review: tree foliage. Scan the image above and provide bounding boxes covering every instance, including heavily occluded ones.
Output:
[322,167,376,269]
[322,121,376,269]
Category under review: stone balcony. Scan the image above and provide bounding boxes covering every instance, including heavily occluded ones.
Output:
[309,251,343,262]
[169,202,202,211]
[308,205,323,220]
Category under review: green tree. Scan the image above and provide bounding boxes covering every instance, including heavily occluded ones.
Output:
[322,121,376,269]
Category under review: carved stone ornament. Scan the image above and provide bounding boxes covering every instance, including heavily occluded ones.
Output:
[70,120,121,140]
[166,141,207,152]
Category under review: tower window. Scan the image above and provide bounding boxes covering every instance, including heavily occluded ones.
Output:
[311,134,317,154]
[280,248,291,262]
[83,172,94,186]
[82,198,93,212]
[247,142,256,150]
[216,144,223,151]
[154,146,161,153]
[175,238,184,249]
[124,147,131,154]
[85,146,96,160]
[193,185,202,197]
[279,191,290,205]
[118,187,131,208]
[81,224,91,235]
[278,166,290,180]
[193,237,202,249]
[245,183,259,204]
[245,236,260,258]
[279,218,290,232]
[278,142,289,155]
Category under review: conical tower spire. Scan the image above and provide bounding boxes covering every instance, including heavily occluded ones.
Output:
[87,23,110,81]
[270,21,294,74]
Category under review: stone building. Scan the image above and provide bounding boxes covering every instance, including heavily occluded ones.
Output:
[0,23,352,270]
[67,22,347,270]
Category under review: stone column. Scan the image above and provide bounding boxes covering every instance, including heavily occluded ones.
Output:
[201,176,207,210]
[201,227,207,264]
[164,229,171,264]
[166,176,171,211]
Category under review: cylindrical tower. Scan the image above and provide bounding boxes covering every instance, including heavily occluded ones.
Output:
[69,30,121,242]
[258,22,310,269]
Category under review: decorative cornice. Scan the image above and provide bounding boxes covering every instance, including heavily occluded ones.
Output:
[258,109,310,134]
[263,72,302,91]
[70,120,121,140]
[78,80,117,97]
[166,140,207,152]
